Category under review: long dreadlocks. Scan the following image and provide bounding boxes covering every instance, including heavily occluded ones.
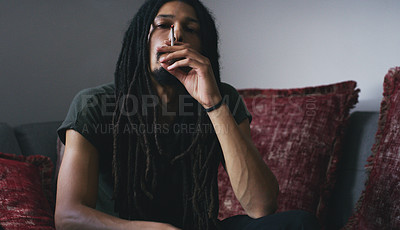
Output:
[112,0,223,229]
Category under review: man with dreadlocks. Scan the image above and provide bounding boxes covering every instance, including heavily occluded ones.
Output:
[55,0,320,229]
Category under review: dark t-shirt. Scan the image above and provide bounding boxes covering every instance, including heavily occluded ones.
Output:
[57,82,252,225]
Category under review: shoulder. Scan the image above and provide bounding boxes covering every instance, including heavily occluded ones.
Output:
[62,82,116,130]
[58,82,115,145]
[220,82,239,95]
[219,82,253,124]
[73,82,115,103]
[78,82,115,95]
[220,82,242,107]
[70,82,116,113]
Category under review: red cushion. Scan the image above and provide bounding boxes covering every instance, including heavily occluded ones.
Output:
[0,152,55,230]
[218,81,359,227]
[344,67,400,229]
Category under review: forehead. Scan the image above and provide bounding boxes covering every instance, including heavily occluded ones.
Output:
[156,1,198,21]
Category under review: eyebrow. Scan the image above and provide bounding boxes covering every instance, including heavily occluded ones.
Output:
[155,14,199,24]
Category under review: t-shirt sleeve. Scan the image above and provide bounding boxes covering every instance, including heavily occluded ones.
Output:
[221,83,252,125]
[57,85,114,154]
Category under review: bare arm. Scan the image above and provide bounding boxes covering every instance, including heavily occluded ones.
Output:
[207,105,279,218]
[158,42,279,218]
[55,129,180,230]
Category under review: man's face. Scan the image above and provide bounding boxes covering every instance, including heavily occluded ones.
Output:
[148,1,201,74]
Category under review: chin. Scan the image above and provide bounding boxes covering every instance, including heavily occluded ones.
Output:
[152,67,182,86]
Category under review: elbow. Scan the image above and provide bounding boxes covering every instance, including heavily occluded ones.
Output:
[247,199,278,219]
[248,182,279,219]
[54,209,70,230]
[54,206,81,230]
[54,207,65,229]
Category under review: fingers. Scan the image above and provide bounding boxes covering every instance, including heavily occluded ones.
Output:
[160,62,187,82]
[166,57,203,71]
[156,44,189,55]
[157,39,209,64]
[161,49,207,66]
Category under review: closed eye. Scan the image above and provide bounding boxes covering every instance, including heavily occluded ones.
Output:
[185,27,195,33]
[185,26,199,34]
[156,23,170,29]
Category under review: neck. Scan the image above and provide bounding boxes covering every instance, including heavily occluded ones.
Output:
[151,77,186,124]
[152,77,185,102]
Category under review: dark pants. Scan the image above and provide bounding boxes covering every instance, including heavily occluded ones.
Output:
[219,210,320,230]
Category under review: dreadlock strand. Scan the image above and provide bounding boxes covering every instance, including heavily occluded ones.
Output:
[170,113,203,164]
[199,140,217,182]
[133,139,143,217]
[150,83,166,157]
[170,130,200,163]
[126,132,134,219]
[181,159,190,228]
[144,146,152,181]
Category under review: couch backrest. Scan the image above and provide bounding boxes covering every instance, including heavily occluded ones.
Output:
[0,122,22,154]
[327,111,379,228]
[13,121,62,166]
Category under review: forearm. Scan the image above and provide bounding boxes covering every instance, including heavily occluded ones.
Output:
[207,104,279,218]
[55,204,133,230]
[55,204,176,230]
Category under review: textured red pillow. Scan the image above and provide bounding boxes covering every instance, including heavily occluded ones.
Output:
[344,67,400,230]
[218,81,359,227]
[0,152,55,230]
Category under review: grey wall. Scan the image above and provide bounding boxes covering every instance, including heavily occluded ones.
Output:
[1,0,400,125]
[0,0,145,125]
[203,0,400,111]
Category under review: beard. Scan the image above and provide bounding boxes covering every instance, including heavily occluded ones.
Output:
[152,67,182,86]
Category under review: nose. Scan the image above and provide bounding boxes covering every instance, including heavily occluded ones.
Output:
[173,24,184,42]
